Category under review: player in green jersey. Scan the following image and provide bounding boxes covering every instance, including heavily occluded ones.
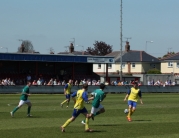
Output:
[81,83,106,124]
[10,81,32,117]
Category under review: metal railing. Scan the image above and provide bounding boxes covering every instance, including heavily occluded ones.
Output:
[0,85,178,94]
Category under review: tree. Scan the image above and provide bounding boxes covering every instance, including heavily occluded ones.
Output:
[86,41,113,56]
[17,40,34,53]
[48,47,55,54]
[147,68,161,74]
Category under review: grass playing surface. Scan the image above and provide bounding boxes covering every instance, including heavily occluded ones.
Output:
[0,93,179,138]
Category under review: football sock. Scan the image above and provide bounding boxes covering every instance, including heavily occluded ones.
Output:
[66,101,69,107]
[62,119,72,128]
[61,100,67,105]
[131,109,135,116]
[127,108,132,118]
[12,107,19,114]
[85,118,89,130]
[82,112,99,123]
[27,106,31,114]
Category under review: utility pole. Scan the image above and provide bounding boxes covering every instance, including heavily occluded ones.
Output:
[120,0,123,81]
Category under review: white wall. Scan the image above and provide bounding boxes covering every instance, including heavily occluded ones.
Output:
[93,63,116,73]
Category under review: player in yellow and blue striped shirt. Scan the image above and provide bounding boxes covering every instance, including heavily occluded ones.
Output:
[61,83,94,132]
[60,79,72,108]
[124,82,143,122]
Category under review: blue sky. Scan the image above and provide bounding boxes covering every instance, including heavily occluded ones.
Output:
[0,0,179,57]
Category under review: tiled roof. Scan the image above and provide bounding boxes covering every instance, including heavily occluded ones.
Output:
[160,52,179,60]
[106,50,160,62]
[58,51,91,55]
[105,51,121,58]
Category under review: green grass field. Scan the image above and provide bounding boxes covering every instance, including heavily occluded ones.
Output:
[0,93,179,138]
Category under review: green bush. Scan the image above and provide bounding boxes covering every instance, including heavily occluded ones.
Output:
[125,73,132,76]
[147,68,161,74]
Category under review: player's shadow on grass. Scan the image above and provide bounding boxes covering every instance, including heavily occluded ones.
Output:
[86,130,106,133]
[133,120,152,121]
[93,124,120,126]
[26,116,41,118]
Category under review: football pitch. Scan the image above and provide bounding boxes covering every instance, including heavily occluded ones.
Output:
[0,93,179,138]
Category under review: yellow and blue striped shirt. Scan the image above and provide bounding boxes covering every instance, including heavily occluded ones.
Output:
[64,83,72,94]
[128,87,142,102]
[71,89,88,110]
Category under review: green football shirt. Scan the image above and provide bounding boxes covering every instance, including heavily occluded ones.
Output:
[91,89,105,108]
[20,85,29,101]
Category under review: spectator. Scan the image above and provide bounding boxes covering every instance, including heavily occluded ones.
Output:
[87,80,91,85]
[118,81,122,86]
[129,80,132,85]
[79,80,83,85]
[148,80,151,85]
[172,81,176,85]
[53,79,57,85]
[138,81,142,86]
[27,74,31,82]
[37,78,42,85]
[111,81,115,85]
[74,80,78,85]
[114,80,118,86]
[105,81,109,85]
[152,79,155,85]
[92,79,96,85]
[10,80,15,85]
[165,80,168,85]
[40,77,44,85]
[82,79,86,84]
[32,80,37,85]
[96,80,100,85]
[169,80,172,85]
[154,80,160,85]
[57,81,61,85]
[62,80,66,85]
[7,78,11,85]
[47,78,53,85]
[43,81,47,85]
[3,78,8,85]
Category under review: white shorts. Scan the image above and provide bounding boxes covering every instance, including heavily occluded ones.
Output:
[18,100,31,106]
[91,104,104,114]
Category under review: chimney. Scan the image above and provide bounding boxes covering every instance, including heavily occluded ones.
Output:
[21,44,25,52]
[69,43,74,53]
[125,41,130,52]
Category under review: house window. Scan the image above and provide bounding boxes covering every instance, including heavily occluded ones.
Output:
[177,62,179,68]
[168,62,173,67]
[153,64,156,68]
[151,64,156,68]
[98,64,101,69]
[132,63,135,68]
[108,63,112,69]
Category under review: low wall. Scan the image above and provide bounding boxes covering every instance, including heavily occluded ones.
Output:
[0,85,178,94]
